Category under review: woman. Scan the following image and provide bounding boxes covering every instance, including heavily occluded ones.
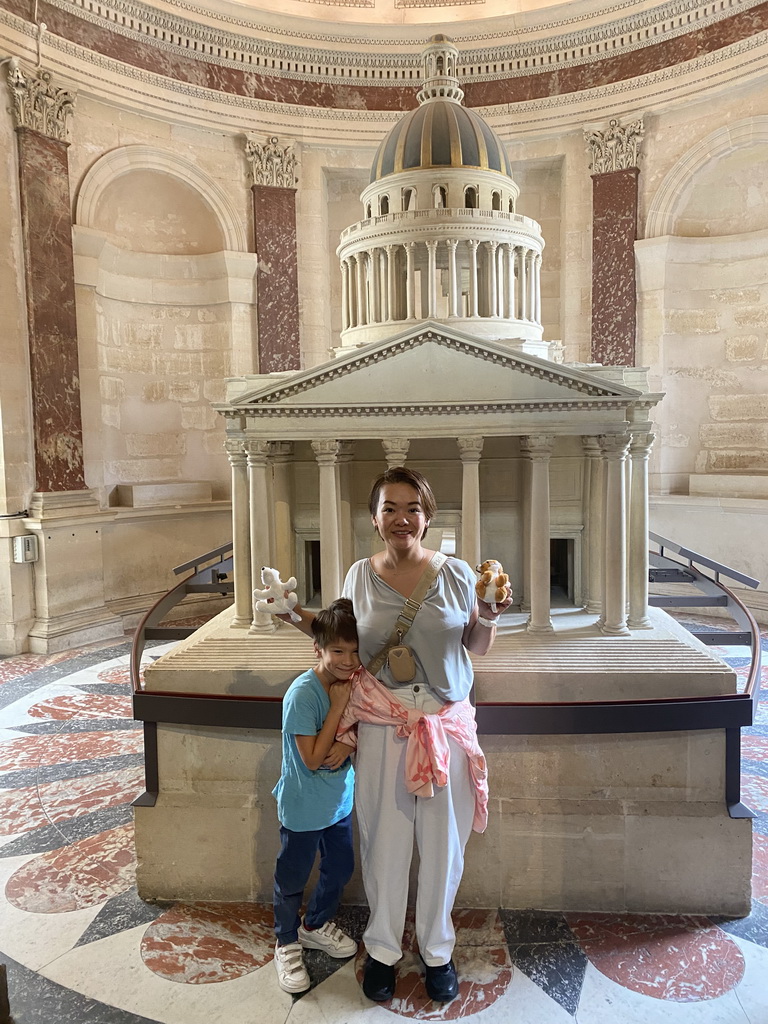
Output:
[282,465,509,1004]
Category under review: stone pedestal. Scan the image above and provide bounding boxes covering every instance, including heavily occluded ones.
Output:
[134,605,750,914]
[23,490,123,652]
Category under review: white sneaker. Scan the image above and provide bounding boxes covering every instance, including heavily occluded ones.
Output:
[298,919,358,958]
[274,941,310,993]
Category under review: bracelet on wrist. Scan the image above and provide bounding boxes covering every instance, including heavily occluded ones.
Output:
[476,615,498,629]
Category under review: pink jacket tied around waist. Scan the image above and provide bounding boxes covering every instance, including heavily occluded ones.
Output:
[336,667,488,833]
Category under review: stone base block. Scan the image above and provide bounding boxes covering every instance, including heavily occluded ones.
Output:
[114,482,213,507]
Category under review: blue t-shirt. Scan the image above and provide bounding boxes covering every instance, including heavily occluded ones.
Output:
[272,668,355,832]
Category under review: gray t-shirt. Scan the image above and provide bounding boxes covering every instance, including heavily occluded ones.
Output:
[342,556,477,703]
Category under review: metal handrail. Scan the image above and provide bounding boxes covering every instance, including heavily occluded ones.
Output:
[130,542,233,694]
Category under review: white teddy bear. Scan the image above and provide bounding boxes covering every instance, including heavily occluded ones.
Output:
[252,566,301,622]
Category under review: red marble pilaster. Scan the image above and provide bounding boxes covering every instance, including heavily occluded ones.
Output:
[252,185,301,373]
[590,167,639,366]
[16,127,86,491]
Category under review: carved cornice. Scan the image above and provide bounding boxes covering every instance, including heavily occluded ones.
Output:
[3,11,766,135]
[244,135,298,188]
[6,59,74,140]
[37,0,761,84]
[224,399,633,418]
[584,117,645,173]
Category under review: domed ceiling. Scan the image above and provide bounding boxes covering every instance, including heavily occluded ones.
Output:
[205,0,634,29]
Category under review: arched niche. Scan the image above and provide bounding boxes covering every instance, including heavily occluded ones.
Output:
[75,145,247,253]
[645,117,768,238]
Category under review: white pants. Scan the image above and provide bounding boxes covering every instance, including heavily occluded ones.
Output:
[354,683,475,967]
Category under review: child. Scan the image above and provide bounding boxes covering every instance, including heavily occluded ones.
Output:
[272,598,360,993]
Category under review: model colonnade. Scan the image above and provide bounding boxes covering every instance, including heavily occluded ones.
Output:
[222,428,654,637]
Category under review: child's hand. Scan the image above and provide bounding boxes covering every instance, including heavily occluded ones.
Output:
[323,741,351,770]
[329,679,352,711]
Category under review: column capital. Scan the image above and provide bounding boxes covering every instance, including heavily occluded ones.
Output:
[456,435,484,462]
[381,437,410,467]
[7,60,74,141]
[467,239,480,252]
[269,440,294,460]
[629,432,656,457]
[581,435,602,457]
[598,433,630,459]
[446,238,459,251]
[337,440,356,463]
[243,438,272,463]
[244,134,297,187]
[312,439,341,464]
[224,438,246,464]
[584,116,645,173]
[520,434,554,458]
[483,240,499,252]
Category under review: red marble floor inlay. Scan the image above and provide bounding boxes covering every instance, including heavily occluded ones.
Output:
[355,909,512,1020]
[0,765,145,836]
[741,773,768,815]
[743,735,768,761]
[140,903,274,984]
[0,729,142,773]
[753,833,768,906]
[97,666,137,687]
[567,913,744,1002]
[5,823,136,913]
[27,693,132,721]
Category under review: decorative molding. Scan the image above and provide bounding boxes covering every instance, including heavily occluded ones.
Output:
[224,399,634,419]
[244,135,298,188]
[234,331,640,406]
[584,116,645,172]
[4,9,767,138]
[6,58,74,140]
[15,0,766,86]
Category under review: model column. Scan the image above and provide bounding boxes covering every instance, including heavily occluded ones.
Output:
[382,438,410,469]
[312,440,343,605]
[457,436,484,571]
[404,242,416,319]
[581,436,604,616]
[245,438,276,633]
[521,435,554,634]
[446,240,459,317]
[225,435,253,629]
[467,240,480,317]
[270,441,295,586]
[599,433,630,635]
[628,432,654,628]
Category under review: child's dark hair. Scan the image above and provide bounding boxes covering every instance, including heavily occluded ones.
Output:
[311,598,358,649]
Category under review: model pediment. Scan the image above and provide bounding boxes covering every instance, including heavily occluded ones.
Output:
[232,327,641,409]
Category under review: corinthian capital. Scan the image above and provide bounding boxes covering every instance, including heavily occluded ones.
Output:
[584,117,644,173]
[7,59,74,141]
[244,134,298,188]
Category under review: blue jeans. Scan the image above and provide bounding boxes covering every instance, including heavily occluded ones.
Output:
[273,812,354,945]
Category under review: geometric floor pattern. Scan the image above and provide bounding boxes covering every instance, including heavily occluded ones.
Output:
[1,619,767,1023]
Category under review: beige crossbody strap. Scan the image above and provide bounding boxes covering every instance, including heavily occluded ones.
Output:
[367,551,447,676]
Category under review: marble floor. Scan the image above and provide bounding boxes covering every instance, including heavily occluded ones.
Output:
[0,618,767,1024]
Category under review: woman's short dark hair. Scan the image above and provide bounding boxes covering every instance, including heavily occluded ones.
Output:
[311,598,358,649]
[368,466,437,540]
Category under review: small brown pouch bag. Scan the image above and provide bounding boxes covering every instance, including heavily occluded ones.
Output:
[367,551,447,682]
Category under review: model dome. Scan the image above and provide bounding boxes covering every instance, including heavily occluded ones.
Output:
[370,36,513,183]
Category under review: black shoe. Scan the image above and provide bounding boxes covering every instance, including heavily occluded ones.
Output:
[421,956,459,1002]
[362,955,396,1002]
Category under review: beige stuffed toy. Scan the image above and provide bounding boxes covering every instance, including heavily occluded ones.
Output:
[475,558,511,612]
